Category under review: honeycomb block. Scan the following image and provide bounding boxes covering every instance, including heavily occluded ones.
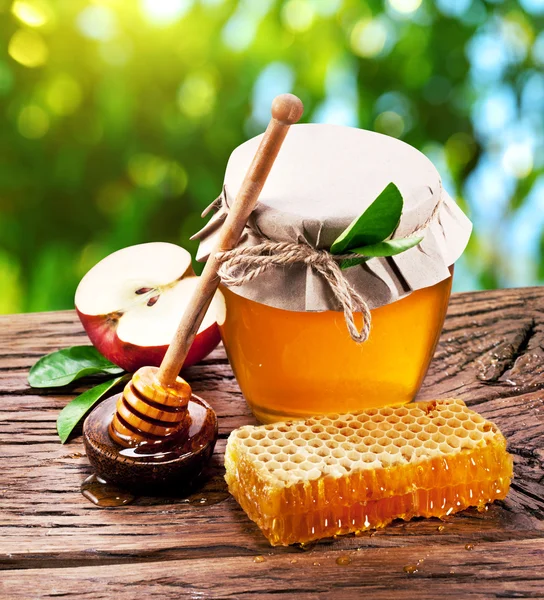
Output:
[225,399,513,546]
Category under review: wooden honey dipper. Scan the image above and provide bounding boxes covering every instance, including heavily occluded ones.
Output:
[105,94,304,450]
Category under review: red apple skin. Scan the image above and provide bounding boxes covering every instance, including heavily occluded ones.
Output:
[76,309,221,373]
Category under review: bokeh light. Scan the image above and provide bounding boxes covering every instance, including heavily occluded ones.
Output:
[177,72,217,119]
[17,105,50,139]
[282,0,315,33]
[374,111,405,138]
[350,18,391,58]
[11,0,51,28]
[387,0,422,15]
[76,5,116,41]
[45,74,82,116]
[8,29,48,68]
[140,0,193,26]
[502,143,534,179]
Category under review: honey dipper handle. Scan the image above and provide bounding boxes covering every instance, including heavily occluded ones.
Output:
[157,94,304,385]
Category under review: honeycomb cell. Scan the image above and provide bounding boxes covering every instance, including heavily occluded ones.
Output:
[447,435,461,449]
[308,439,324,448]
[332,448,346,459]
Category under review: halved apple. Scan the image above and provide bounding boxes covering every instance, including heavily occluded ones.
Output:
[75,242,225,372]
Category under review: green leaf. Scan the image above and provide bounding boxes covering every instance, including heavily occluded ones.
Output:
[57,374,130,444]
[28,346,124,388]
[339,256,368,270]
[339,235,423,269]
[330,183,404,254]
[351,235,424,257]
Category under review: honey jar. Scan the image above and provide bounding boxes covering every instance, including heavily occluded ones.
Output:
[195,124,471,423]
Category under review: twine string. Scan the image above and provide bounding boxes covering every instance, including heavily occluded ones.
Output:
[216,242,371,343]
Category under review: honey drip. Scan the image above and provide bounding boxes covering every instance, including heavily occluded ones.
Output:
[403,564,419,574]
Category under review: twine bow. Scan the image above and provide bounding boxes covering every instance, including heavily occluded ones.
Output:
[216,242,372,343]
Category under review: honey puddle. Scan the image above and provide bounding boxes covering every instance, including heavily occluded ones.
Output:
[81,474,135,507]
[81,474,229,507]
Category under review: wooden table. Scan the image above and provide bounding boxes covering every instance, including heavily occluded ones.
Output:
[1,288,543,599]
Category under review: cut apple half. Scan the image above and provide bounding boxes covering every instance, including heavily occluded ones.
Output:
[75,242,225,372]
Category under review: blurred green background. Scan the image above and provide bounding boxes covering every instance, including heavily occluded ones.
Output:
[1,0,543,314]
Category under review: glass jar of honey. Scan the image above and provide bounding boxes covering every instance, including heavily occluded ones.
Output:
[196,124,471,423]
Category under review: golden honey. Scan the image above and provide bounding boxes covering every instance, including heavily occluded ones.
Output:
[224,399,513,546]
[220,275,452,423]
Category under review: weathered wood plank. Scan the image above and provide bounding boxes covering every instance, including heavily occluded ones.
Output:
[1,539,543,599]
[0,288,543,597]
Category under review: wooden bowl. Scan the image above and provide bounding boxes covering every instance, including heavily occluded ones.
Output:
[83,393,218,491]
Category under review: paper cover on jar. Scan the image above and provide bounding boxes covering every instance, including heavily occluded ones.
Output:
[193,124,472,312]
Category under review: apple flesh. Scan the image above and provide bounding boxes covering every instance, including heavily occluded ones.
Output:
[75,242,226,372]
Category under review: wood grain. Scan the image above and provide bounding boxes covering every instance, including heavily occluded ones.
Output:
[1,288,543,599]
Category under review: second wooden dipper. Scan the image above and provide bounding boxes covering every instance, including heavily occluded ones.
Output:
[83,94,304,489]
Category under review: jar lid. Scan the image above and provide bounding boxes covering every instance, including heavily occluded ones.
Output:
[195,124,472,312]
